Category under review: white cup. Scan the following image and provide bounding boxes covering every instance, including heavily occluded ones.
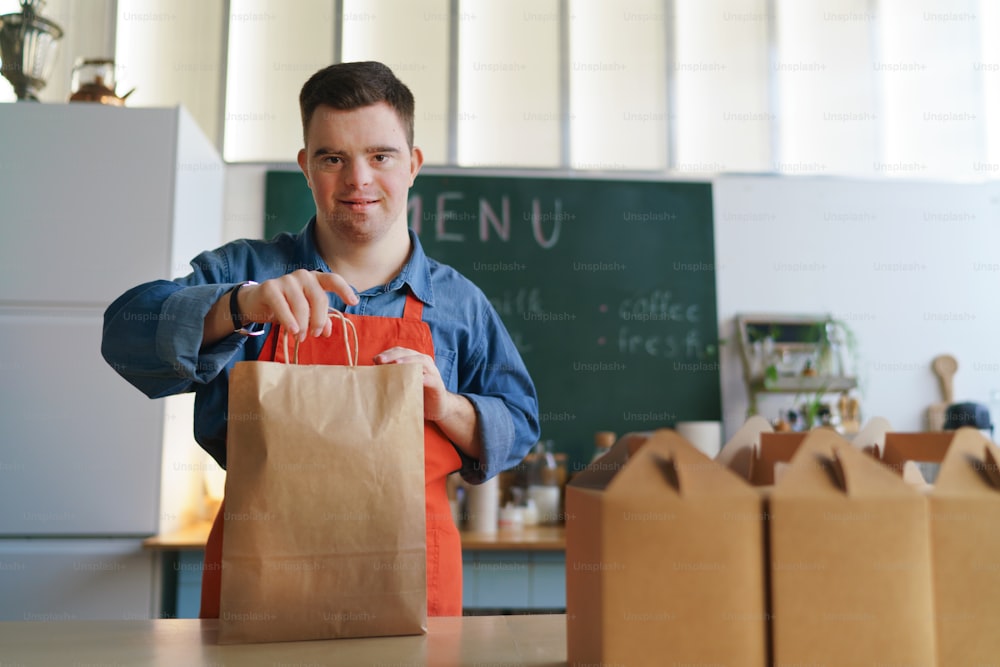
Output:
[465,475,499,533]
[675,421,723,458]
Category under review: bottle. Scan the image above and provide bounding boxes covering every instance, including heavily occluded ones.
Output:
[526,440,560,525]
[591,431,616,463]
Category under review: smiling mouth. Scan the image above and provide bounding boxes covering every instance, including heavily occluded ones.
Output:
[340,198,379,210]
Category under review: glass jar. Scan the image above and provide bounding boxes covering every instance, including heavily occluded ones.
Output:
[71,58,116,94]
[526,440,560,524]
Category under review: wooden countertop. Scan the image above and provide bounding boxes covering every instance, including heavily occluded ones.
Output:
[0,614,567,666]
[142,520,215,551]
[460,525,565,551]
[143,520,566,552]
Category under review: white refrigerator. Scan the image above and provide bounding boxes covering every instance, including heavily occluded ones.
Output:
[0,103,223,620]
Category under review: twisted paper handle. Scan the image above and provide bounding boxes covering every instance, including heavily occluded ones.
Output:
[282,308,359,366]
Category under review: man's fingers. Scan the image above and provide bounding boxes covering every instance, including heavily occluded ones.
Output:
[315,271,359,306]
[373,347,411,364]
[239,270,358,340]
[304,278,333,337]
[280,273,314,341]
[374,347,434,370]
[251,280,299,335]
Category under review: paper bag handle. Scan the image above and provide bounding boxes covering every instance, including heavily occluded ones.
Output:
[281,308,359,366]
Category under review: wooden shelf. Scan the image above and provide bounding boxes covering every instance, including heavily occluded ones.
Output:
[749,375,858,394]
[142,520,212,551]
[144,521,565,552]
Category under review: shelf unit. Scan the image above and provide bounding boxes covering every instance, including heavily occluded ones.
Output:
[736,313,858,417]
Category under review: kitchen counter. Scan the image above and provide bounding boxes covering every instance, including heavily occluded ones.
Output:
[0,614,567,666]
[143,520,566,551]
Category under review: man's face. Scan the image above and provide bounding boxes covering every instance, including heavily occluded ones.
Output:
[297,102,422,246]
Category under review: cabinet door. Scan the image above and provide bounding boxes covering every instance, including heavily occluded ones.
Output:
[531,552,566,609]
[0,539,154,620]
[0,104,176,305]
[0,311,162,535]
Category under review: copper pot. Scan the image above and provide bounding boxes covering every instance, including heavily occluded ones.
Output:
[69,82,133,106]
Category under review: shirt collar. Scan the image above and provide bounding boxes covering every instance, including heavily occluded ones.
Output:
[297,217,330,272]
[391,229,435,307]
[297,218,435,307]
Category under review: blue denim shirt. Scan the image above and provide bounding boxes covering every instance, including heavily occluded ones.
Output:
[102,219,539,483]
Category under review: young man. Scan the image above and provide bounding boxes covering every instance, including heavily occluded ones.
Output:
[102,61,540,616]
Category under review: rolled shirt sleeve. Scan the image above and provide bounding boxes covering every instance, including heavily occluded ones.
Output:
[453,302,540,484]
[157,283,246,384]
[101,247,249,398]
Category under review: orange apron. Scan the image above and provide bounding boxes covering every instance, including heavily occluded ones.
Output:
[199,292,464,618]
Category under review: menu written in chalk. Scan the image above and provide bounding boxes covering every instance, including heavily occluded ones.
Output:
[264,172,720,469]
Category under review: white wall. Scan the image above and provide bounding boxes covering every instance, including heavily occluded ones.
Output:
[714,174,1000,438]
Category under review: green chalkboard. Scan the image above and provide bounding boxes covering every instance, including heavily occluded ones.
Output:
[265,171,720,471]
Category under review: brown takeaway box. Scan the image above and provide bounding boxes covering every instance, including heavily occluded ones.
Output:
[723,420,1000,665]
[565,429,767,667]
[715,415,806,486]
[767,428,937,666]
[927,428,1000,665]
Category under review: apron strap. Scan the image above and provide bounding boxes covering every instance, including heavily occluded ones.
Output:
[402,291,424,321]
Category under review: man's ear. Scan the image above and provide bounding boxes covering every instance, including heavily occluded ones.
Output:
[297,148,312,189]
[409,146,424,185]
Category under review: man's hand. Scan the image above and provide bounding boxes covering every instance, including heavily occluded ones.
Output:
[203,270,359,346]
[374,346,482,460]
[373,347,453,421]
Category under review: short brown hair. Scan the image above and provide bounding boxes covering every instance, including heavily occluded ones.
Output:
[299,61,415,148]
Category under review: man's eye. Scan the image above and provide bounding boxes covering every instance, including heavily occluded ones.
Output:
[321,156,341,165]
[374,154,389,162]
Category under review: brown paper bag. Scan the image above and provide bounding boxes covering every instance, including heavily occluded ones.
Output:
[218,320,427,644]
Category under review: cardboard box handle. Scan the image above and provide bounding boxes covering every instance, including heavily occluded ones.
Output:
[654,454,681,492]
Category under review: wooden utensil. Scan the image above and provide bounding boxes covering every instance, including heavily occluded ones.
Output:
[926,354,958,431]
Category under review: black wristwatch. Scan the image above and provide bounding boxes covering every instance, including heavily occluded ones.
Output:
[230,281,265,336]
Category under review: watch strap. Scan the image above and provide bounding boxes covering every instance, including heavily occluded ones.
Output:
[230,281,265,336]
